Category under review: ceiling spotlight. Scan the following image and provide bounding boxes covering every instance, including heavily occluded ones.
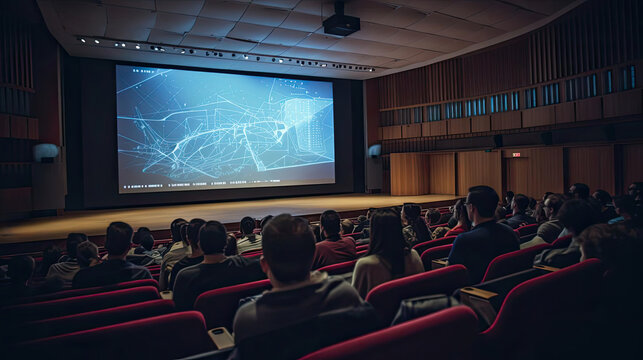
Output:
[206,51,210,56]
[218,53,223,57]
[153,46,159,51]
[321,63,326,67]
[349,66,352,69]
[114,42,119,47]
[272,58,276,62]
[181,49,186,54]
[231,53,236,57]
[159,47,165,52]
[121,43,126,47]
[135,44,141,49]
[278,58,283,63]
[243,54,249,60]
[256,56,260,61]
[94,39,100,44]
[300,61,304,66]
[189,49,194,54]
[370,68,374,72]
[79,38,86,43]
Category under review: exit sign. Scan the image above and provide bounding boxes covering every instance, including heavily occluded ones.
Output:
[512,152,521,157]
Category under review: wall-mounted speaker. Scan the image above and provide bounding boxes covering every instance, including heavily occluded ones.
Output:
[493,134,503,148]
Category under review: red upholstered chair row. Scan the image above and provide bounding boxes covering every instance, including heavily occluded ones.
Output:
[300,306,478,360]
[1,286,160,323]
[551,234,573,248]
[317,259,358,276]
[194,278,272,330]
[355,244,369,252]
[365,265,469,326]
[429,223,448,230]
[412,236,457,256]
[515,223,538,237]
[420,244,453,271]
[12,311,214,360]
[481,243,552,283]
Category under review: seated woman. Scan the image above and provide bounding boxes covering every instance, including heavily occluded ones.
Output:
[401,203,431,246]
[351,208,424,298]
[445,199,471,237]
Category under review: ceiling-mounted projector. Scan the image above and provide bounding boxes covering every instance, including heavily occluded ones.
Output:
[323,1,360,36]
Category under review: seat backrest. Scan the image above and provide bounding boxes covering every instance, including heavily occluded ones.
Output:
[9,279,159,305]
[551,234,573,248]
[412,236,456,256]
[300,306,478,360]
[515,224,538,237]
[365,265,469,326]
[429,223,448,230]
[481,243,551,282]
[12,311,214,360]
[355,244,369,252]
[420,244,453,271]
[10,299,175,344]
[479,259,604,357]
[317,260,358,276]
[194,278,272,330]
[1,286,160,323]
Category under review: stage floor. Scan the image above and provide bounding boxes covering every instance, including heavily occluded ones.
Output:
[0,193,457,245]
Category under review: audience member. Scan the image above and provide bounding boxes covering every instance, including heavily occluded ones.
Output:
[225,233,238,256]
[352,208,424,298]
[38,246,62,277]
[233,214,364,344]
[340,219,355,236]
[593,189,618,223]
[132,231,162,265]
[532,201,547,223]
[260,215,273,232]
[45,233,86,287]
[129,227,150,255]
[353,215,369,233]
[447,186,519,283]
[445,199,471,237]
[168,219,206,290]
[73,222,151,288]
[173,221,265,310]
[2,256,54,299]
[534,199,598,268]
[311,224,322,243]
[569,183,590,199]
[628,182,643,203]
[237,216,262,254]
[506,194,537,229]
[402,203,431,245]
[312,210,356,269]
[610,195,641,226]
[521,194,565,249]
[159,218,188,290]
[424,208,441,227]
[494,205,507,221]
[503,191,515,213]
[76,240,100,268]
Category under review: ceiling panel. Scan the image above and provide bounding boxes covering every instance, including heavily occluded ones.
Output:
[262,28,310,46]
[199,0,248,21]
[190,17,236,37]
[156,0,205,16]
[249,43,290,56]
[53,1,107,36]
[102,0,155,9]
[240,4,289,27]
[466,2,520,26]
[296,33,340,50]
[154,13,197,34]
[279,12,323,32]
[252,0,301,10]
[148,29,185,46]
[227,22,274,42]
[439,0,495,19]
[493,9,544,31]
[407,13,458,34]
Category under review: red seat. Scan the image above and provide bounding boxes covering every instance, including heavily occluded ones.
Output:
[515,223,538,237]
[420,244,453,271]
[429,223,448,230]
[355,244,369,252]
[356,249,368,257]
[317,259,358,276]
[551,234,573,248]
[12,311,214,360]
[481,243,552,282]
[365,265,469,326]
[194,278,272,330]
[11,299,175,343]
[1,286,160,323]
[477,259,604,359]
[412,236,457,256]
[300,306,478,360]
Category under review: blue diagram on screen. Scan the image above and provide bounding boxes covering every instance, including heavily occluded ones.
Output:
[116,65,335,191]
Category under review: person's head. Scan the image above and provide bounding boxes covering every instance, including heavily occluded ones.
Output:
[369,208,407,275]
[224,234,238,256]
[511,194,530,214]
[260,215,273,230]
[8,255,35,285]
[140,232,155,251]
[533,202,547,223]
[199,221,228,255]
[569,183,590,199]
[494,205,507,221]
[366,208,376,220]
[187,218,206,248]
[76,241,99,268]
[170,218,187,243]
[132,227,150,246]
[261,214,315,285]
[593,190,613,207]
[613,195,635,219]
[628,182,643,199]
[505,191,514,204]
[579,223,640,273]
[543,192,554,202]
[453,198,472,231]
[320,210,341,239]
[543,194,565,219]
[65,233,87,259]
[557,199,598,236]
[402,203,421,224]
[310,224,322,243]
[424,208,441,226]
[105,222,134,257]
[403,203,431,243]
[240,216,256,235]
[357,215,368,225]
[340,219,354,235]
[466,185,500,225]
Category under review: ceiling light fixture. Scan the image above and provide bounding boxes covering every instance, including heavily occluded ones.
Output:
[243,54,249,60]
[79,37,86,43]
[181,49,186,54]
[278,59,283,63]
[135,44,141,49]
[94,39,100,44]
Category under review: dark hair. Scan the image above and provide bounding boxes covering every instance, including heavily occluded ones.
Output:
[368,208,407,276]
[340,219,354,235]
[468,185,499,218]
[453,199,471,231]
[579,223,640,272]
[170,218,187,243]
[187,219,206,247]
[593,189,613,206]
[571,183,590,199]
[224,234,238,256]
[613,195,635,215]
[506,191,514,201]
[8,255,35,283]
[140,232,155,251]
[260,215,273,230]
[262,214,315,283]
[76,241,99,268]
[132,227,150,245]
[513,194,530,213]
[40,246,61,276]
[545,194,565,217]
[403,203,431,244]
[66,233,87,259]
[199,221,228,255]
[543,192,554,201]
[105,222,133,256]
[357,215,367,224]
[320,210,341,238]
[311,224,322,243]
[425,208,441,225]
[240,216,256,235]
[557,200,598,236]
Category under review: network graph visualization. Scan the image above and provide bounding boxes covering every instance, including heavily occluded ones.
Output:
[116,65,335,194]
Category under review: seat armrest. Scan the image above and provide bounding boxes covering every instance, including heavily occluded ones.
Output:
[208,327,235,349]
[160,290,173,300]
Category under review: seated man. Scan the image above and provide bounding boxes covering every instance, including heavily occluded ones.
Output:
[159,218,189,290]
[233,214,365,345]
[521,194,565,249]
[236,216,262,254]
[447,186,519,284]
[340,219,355,236]
[173,221,265,310]
[506,194,537,229]
[73,222,151,288]
[168,219,206,290]
[46,233,86,287]
[312,210,356,269]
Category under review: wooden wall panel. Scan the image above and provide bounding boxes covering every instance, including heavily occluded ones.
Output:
[0,114,10,137]
[430,121,447,136]
[566,145,615,194]
[528,147,565,197]
[491,112,521,131]
[9,115,28,138]
[603,89,642,118]
[471,115,490,133]
[555,102,575,124]
[0,187,32,213]
[428,153,455,195]
[522,106,556,128]
[390,153,431,196]
[421,122,431,137]
[402,123,422,138]
[622,143,643,191]
[456,150,502,197]
[27,117,38,139]
[576,97,602,122]
[447,118,470,135]
[381,125,402,140]
[504,158,530,196]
